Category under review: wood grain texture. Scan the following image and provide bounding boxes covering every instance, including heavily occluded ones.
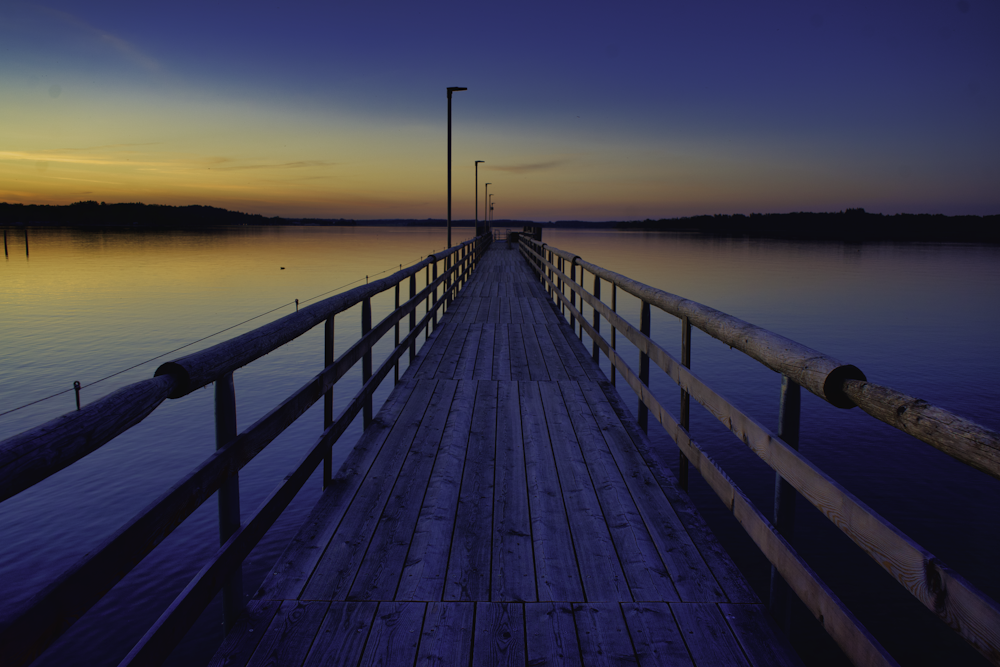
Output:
[300,601,378,667]
[397,380,476,601]
[445,381,497,601]
[358,602,424,667]
[492,382,535,602]
[244,600,330,667]
[348,381,457,601]
[720,603,805,667]
[207,600,281,667]
[559,381,680,603]
[670,603,751,667]
[539,382,630,603]
[621,602,693,667]
[0,374,176,502]
[572,603,636,666]
[525,603,581,666]
[843,379,1000,482]
[472,602,526,667]
[520,382,585,602]
[416,602,475,667]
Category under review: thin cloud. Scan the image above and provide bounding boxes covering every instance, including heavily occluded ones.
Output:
[489,160,570,174]
[39,5,161,72]
[206,160,335,172]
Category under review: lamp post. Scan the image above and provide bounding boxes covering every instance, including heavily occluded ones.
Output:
[475,160,484,237]
[484,182,491,230]
[489,194,494,224]
[446,87,467,249]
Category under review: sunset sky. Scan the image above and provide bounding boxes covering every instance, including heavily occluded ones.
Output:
[2,1,997,221]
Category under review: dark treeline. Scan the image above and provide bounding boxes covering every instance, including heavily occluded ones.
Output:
[610,209,1000,243]
[2,202,997,242]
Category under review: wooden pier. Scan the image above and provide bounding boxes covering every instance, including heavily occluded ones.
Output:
[208,246,802,666]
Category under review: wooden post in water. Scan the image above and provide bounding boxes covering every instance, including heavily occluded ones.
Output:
[24,229,28,257]
[409,274,417,362]
[323,316,334,487]
[362,297,373,427]
[394,283,400,384]
[769,375,801,633]
[611,284,617,387]
[4,230,7,257]
[679,315,692,491]
[432,259,439,328]
[592,275,601,362]
[214,372,243,632]
[639,301,651,432]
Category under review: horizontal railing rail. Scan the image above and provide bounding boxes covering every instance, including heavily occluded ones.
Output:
[520,237,1000,667]
[0,232,491,667]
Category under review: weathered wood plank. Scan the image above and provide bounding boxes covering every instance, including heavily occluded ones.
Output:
[493,324,512,381]
[538,382,630,603]
[244,600,329,667]
[577,380,726,603]
[592,380,751,604]
[559,382,680,603]
[525,603,581,666]
[454,323,483,379]
[521,324,550,381]
[473,325,496,380]
[358,602,424,667]
[520,382,585,602]
[572,602,636,666]
[300,601,378,667]
[720,603,805,667]
[432,323,469,380]
[492,382,535,602]
[621,602,694,667]
[397,380,477,601]
[531,324,571,381]
[416,602,475,666]
[670,603,751,667]
[413,316,460,379]
[207,600,281,667]
[509,324,531,381]
[473,602,526,667]
[445,381,497,601]
[302,380,436,600]
[255,379,421,600]
[348,380,457,601]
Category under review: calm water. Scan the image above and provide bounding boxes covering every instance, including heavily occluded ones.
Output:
[2,227,998,666]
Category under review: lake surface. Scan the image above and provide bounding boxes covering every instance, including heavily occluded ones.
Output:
[2,226,998,666]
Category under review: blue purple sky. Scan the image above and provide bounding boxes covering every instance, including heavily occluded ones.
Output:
[2,1,998,221]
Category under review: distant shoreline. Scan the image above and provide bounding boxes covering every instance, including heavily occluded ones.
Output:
[2,201,998,244]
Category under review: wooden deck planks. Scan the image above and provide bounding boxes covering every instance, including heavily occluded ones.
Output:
[211,244,802,667]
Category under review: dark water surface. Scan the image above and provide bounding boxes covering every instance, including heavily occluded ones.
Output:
[2,227,998,666]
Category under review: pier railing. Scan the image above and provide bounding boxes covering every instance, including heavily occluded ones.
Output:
[520,236,1000,667]
[0,232,492,667]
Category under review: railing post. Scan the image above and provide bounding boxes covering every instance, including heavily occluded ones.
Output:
[558,257,564,317]
[214,372,243,632]
[592,274,601,362]
[432,259,439,328]
[409,274,417,363]
[362,297,373,427]
[770,375,801,633]
[570,261,577,327]
[425,262,431,335]
[679,315,692,491]
[394,283,400,384]
[324,316,334,487]
[611,283,617,387]
[639,301,651,432]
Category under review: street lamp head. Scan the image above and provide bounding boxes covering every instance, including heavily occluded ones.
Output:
[447,87,468,98]
[475,160,484,165]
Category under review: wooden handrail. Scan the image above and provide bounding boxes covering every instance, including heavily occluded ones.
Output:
[0,233,491,667]
[524,238,1000,481]
[520,238,1000,665]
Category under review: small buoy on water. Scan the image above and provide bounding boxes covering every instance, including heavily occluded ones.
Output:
[280,267,285,270]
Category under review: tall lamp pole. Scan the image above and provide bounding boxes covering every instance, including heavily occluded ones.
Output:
[475,160,484,237]
[446,86,467,249]
[489,194,494,224]
[484,183,491,230]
